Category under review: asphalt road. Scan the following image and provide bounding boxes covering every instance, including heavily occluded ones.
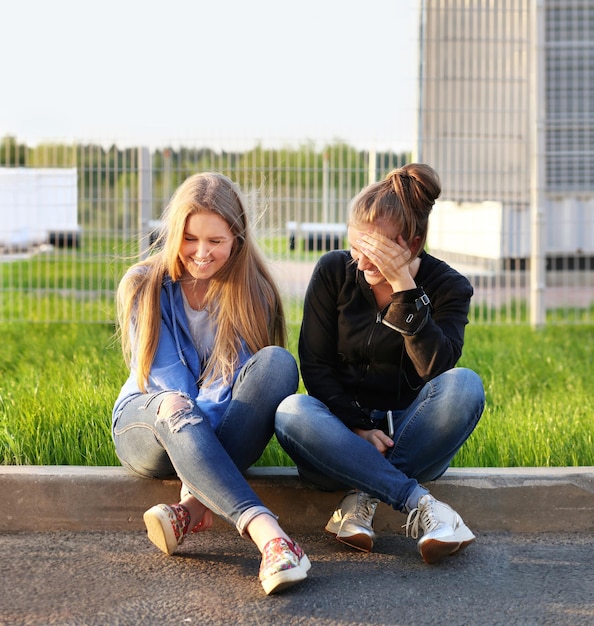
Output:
[2,530,593,625]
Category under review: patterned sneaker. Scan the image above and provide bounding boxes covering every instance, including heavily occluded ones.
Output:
[179,483,212,534]
[259,538,311,595]
[404,494,475,564]
[143,503,191,556]
[325,490,379,552]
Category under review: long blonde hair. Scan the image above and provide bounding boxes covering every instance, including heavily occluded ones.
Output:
[117,172,286,392]
[349,163,441,257]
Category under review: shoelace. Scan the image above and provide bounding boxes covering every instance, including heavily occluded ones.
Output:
[350,492,379,525]
[403,498,437,539]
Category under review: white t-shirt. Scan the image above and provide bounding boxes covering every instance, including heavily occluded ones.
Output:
[181,290,215,361]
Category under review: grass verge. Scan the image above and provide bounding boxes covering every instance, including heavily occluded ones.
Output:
[0,323,592,467]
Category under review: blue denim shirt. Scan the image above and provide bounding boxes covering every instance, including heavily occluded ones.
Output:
[112,272,250,430]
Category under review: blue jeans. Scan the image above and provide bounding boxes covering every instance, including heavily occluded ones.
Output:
[113,346,298,534]
[275,367,484,512]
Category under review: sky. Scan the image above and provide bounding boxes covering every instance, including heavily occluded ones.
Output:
[2,0,419,151]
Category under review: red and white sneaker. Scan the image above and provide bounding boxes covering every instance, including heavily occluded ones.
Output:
[259,537,311,595]
[143,503,191,556]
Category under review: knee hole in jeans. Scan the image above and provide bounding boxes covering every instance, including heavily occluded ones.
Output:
[156,391,203,434]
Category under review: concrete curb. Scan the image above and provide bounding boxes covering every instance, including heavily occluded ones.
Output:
[2,466,594,534]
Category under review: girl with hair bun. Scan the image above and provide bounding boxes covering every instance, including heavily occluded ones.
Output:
[275,163,485,564]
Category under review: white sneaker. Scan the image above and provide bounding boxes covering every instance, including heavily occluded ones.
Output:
[325,490,379,552]
[259,537,311,595]
[143,503,190,556]
[404,494,475,564]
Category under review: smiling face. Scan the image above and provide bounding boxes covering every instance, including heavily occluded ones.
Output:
[179,211,235,282]
[348,218,399,286]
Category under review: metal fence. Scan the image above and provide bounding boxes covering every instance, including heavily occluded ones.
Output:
[0,139,593,326]
[418,0,594,326]
[1,2,594,327]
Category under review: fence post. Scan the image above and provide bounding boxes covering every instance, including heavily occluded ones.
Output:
[368,149,376,184]
[530,0,546,328]
[322,152,329,223]
[138,147,152,259]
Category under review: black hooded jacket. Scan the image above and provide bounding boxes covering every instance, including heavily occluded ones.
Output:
[298,250,473,430]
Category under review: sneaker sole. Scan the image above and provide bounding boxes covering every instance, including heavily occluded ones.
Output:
[419,537,475,564]
[143,507,179,556]
[261,555,312,595]
[325,528,374,553]
[336,531,374,553]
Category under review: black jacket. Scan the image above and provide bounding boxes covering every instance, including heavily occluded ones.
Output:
[298,250,473,430]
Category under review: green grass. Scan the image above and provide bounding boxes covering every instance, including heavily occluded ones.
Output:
[0,323,122,465]
[453,325,593,467]
[0,322,592,467]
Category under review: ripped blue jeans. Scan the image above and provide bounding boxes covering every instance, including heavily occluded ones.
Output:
[112,346,298,535]
[275,367,485,513]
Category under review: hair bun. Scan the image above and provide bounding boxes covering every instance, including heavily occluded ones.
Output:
[389,164,441,205]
